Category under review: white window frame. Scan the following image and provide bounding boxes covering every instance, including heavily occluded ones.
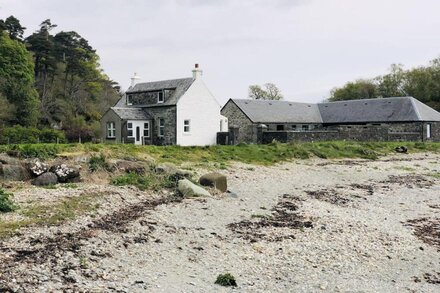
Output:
[127,94,132,105]
[184,119,191,133]
[427,123,431,138]
[158,118,165,137]
[127,122,133,137]
[157,91,164,103]
[143,122,150,138]
[107,122,116,138]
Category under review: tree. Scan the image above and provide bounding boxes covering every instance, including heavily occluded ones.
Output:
[376,64,407,98]
[329,79,377,101]
[0,32,40,126]
[4,16,26,41]
[248,83,283,100]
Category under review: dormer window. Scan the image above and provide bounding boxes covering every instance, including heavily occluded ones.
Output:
[158,91,164,103]
[127,94,132,105]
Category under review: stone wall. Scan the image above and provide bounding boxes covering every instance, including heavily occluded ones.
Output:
[127,90,174,105]
[220,100,256,143]
[261,122,440,144]
[146,106,177,145]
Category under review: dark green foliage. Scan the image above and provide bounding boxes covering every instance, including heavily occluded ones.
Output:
[88,153,110,172]
[215,273,237,287]
[0,125,66,144]
[0,32,40,126]
[4,16,25,41]
[3,144,65,159]
[329,59,440,112]
[0,188,17,213]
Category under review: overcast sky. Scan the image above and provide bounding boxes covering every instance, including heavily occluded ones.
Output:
[1,0,440,104]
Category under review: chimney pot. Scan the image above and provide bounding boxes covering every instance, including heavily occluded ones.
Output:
[195,63,199,69]
[192,63,203,79]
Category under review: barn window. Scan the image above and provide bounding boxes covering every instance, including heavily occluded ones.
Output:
[107,122,116,138]
[302,125,309,131]
[427,124,431,138]
[276,125,285,131]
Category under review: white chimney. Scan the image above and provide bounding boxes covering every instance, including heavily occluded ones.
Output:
[192,63,203,79]
[130,72,141,88]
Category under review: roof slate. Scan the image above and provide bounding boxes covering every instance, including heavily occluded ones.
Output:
[227,97,440,124]
[230,99,323,123]
[126,77,194,106]
[111,107,152,120]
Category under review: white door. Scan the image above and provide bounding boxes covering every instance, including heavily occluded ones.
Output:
[127,120,149,145]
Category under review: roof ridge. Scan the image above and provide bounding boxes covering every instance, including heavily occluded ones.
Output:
[409,97,422,120]
[135,77,193,86]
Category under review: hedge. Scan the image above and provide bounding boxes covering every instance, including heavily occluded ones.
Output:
[0,125,67,144]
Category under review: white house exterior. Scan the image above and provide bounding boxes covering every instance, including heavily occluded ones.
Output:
[101,64,227,146]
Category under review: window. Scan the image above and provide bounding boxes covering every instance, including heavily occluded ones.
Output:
[427,124,431,138]
[291,125,297,131]
[107,122,116,138]
[184,120,190,133]
[276,125,285,131]
[302,125,309,131]
[144,122,150,137]
[158,118,165,137]
[127,95,132,105]
[157,91,164,103]
[127,122,133,137]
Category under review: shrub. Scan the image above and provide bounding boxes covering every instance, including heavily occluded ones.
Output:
[0,125,66,144]
[0,188,17,213]
[215,273,237,287]
[89,153,110,172]
[111,172,179,191]
[7,144,64,159]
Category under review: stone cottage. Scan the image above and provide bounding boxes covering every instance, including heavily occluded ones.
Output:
[101,64,228,146]
[220,97,440,143]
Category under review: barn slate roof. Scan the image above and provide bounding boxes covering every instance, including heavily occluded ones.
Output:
[126,77,195,106]
[111,107,152,120]
[318,97,440,123]
[229,99,323,123]
[226,97,440,124]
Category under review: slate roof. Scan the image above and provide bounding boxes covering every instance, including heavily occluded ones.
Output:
[318,97,440,123]
[111,107,152,120]
[229,99,323,123]
[126,77,195,106]
[226,97,440,124]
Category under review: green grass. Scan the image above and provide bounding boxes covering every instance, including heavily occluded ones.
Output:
[0,141,439,166]
[0,192,102,238]
[429,172,440,179]
[215,273,237,287]
[0,188,17,213]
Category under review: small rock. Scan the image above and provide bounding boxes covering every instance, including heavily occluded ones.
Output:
[178,179,210,197]
[50,164,80,183]
[32,172,58,186]
[395,146,408,153]
[199,172,227,192]
[1,164,32,181]
[27,159,49,176]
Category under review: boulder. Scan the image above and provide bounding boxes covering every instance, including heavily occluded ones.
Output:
[395,146,408,153]
[32,172,58,186]
[199,172,227,192]
[27,159,49,177]
[115,160,146,175]
[156,163,192,179]
[50,164,81,183]
[0,153,21,165]
[1,164,32,181]
[178,179,210,197]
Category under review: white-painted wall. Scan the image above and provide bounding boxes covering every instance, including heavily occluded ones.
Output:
[176,79,223,146]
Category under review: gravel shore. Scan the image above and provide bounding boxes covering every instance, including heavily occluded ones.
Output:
[1,153,439,292]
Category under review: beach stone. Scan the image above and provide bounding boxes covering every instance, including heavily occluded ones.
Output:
[32,172,58,186]
[27,159,49,176]
[199,172,227,192]
[115,160,146,175]
[395,146,408,153]
[155,163,178,174]
[178,179,210,197]
[50,164,80,183]
[0,153,20,165]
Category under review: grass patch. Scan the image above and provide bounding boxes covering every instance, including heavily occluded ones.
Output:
[63,183,79,189]
[395,166,416,172]
[0,141,439,166]
[215,273,237,287]
[0,192,101,238]
[0,188,17,213]
[88,153,110,172]
[429,172,440,179]
[111,172,179,191]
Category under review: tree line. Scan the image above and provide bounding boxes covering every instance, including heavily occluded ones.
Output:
[329,58,440,111]
[0,16,120,141]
